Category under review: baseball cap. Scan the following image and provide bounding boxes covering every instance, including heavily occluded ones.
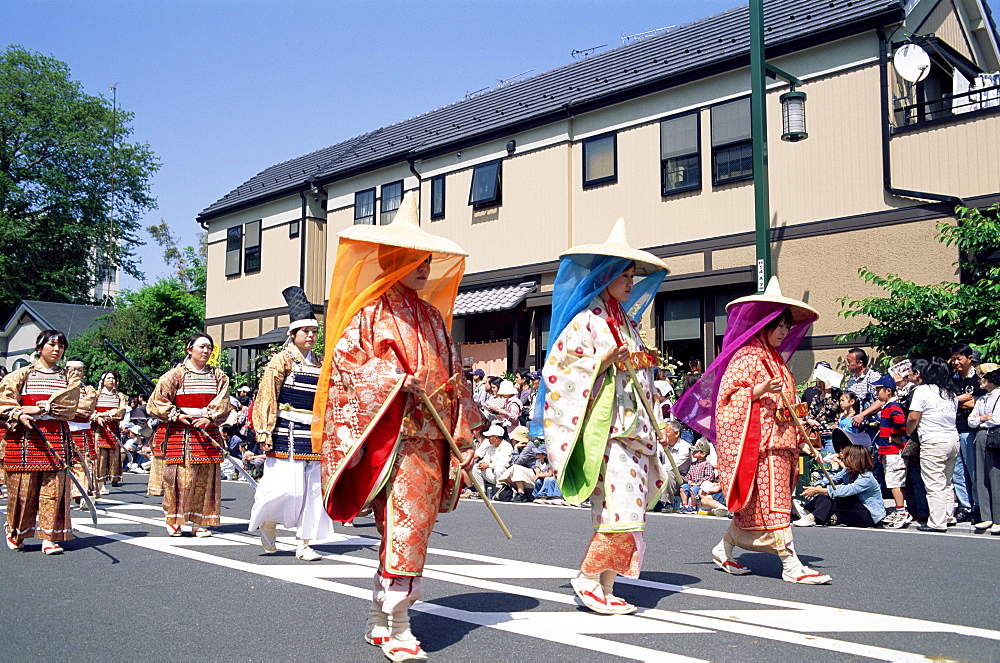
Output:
[871,375,897,391]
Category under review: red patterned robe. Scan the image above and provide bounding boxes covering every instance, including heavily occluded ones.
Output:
[94,389,128,487]
[320,285,478,576]
[715,336,800,554]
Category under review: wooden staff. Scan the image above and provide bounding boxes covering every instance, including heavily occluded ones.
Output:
[386,339,511,539]
[606,318,684,485]
[778,391,836,486]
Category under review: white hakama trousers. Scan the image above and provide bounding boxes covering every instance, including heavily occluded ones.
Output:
[248,456,335,542]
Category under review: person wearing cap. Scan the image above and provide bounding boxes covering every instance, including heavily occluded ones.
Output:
[497,425,535,502]
[248,286,334,561]
[473,423,514,498]
[0,329,80,554]
[803,361,842,455]
[675,277,830,584]
[489,379,522,435]
[314,192,478,661]
[680,439,717,514]
[147,332,232,538]
[92,369,129,495]
[63,358,97,507]
[470,368,487,405]
[871,375,912,528]
[795,433,886,528]
[538,218,672,615]
[968,365,1000,534]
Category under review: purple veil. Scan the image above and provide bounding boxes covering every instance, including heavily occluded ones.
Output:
[672,300,813,442]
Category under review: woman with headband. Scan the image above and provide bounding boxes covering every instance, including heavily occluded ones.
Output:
[93,369,128,495]
[249,286,334,561]
[147,333,232,537]
[0,329,81,554]
[537,219,671,615]
[64,358,97,507]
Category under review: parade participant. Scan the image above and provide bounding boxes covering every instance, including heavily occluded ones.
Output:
[0,329,81,554]
[675,277,830,584]
[248,286,334,561]
[147,333,231,537]
[146,415,166,497]
[64,359,97,507]
[314,192,478,661]
[0,366,6,498]
[536,218,670,615]
[93,370,128,495]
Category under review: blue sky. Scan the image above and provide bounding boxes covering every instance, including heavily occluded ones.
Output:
[2,0,997,290]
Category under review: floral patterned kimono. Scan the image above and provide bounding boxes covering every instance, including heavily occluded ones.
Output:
[543,296,667,578]
[319,285,478,577]
[715,336,800,554]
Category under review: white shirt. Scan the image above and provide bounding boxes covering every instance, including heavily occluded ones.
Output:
[969,389,1000,429]
[668,438,692,475]
[909,383,959,438]
[476,439,514,472]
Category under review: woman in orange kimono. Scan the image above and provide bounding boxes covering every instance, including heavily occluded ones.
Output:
[147,333,231,537]
[315,193,478,662]
[0,330,80,554]
[675,277,830,584]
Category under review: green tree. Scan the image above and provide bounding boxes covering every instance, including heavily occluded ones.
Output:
[148,220,207,297]
[0,45,159,317]
[67,278,204,393]
[839,204,1000,360]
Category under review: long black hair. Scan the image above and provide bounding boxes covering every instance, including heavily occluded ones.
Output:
[911,357,957,399]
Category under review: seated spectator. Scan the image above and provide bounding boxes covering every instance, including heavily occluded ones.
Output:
[794,433,887,528]
[531,445,566,504]
[471,424,513,498]
[651,420,689,512]
[696,479,728,517]
[680,440,715,514]
[240,439,266,480]
[497,426,536,502]
[873,375,911,528]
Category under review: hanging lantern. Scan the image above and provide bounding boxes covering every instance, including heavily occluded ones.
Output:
[780,88,807,142]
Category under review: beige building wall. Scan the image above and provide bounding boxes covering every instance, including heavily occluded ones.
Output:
[890,113,1000,196]
[206,222,301,319]
[917,0,975,61]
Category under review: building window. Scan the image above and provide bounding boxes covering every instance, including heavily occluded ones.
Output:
[430,175,445,220]
[289,220,300,238]
[582,133,617,187]
[660,112,700,195]
[468,160,502,207]
[380,180,403,225]
[711,97,752,185]
[244,219,261,273]
[354,188,375,225]
[225,226,242,277]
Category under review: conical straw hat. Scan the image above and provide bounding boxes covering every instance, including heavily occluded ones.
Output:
[726,276,819,323]
[337,191,468,256]
[560,218,669,273]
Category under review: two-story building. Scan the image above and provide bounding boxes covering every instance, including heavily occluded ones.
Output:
[198,0,1000,381]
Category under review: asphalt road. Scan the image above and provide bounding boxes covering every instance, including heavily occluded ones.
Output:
[1,474,998,662]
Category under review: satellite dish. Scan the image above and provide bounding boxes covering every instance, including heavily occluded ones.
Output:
[893,43,931,83]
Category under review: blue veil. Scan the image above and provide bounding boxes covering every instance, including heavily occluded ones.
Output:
[529,253,667,438]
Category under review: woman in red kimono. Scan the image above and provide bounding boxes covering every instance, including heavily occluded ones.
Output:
[675,277,830,584]
[0,329,80,554]
[147,333,231,537]
[315,192,478,662]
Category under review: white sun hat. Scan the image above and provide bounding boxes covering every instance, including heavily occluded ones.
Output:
[726,276,819,324]
[336,192,467,256]
[560,218,668,274]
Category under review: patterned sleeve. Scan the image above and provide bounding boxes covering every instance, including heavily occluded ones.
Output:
[0,367,30,424]
[147,368,182,423]
[203,368,232,425]
[79,386,98,419]
[112,392,129,420]
[252,351,292,445]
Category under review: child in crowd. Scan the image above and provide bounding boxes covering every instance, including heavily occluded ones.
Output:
[680,440,715,514]
[837,392,860,433]
[531,445,566,505]
[874,375,912,528]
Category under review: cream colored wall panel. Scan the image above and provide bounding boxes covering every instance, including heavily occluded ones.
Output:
[711,245,755,270]
[206,325,223,344]
[322,165,418,209]
[243,317,260,340]
[206,224,300,320]
[323,207,355,295]
[261,317,275,334]
[223,322,241,342]
[304,217,328,305]
[890,114,1000,196]
[774,218,958,338]
[276,314,290,328]
[663,253,703,276]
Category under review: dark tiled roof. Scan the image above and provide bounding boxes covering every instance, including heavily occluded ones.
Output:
[236,326,288,348]
[454,282,536,316]
[18,301,111,339]
[198,0,903,221]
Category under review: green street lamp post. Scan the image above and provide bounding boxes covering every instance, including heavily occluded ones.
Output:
[750,0,808,292]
